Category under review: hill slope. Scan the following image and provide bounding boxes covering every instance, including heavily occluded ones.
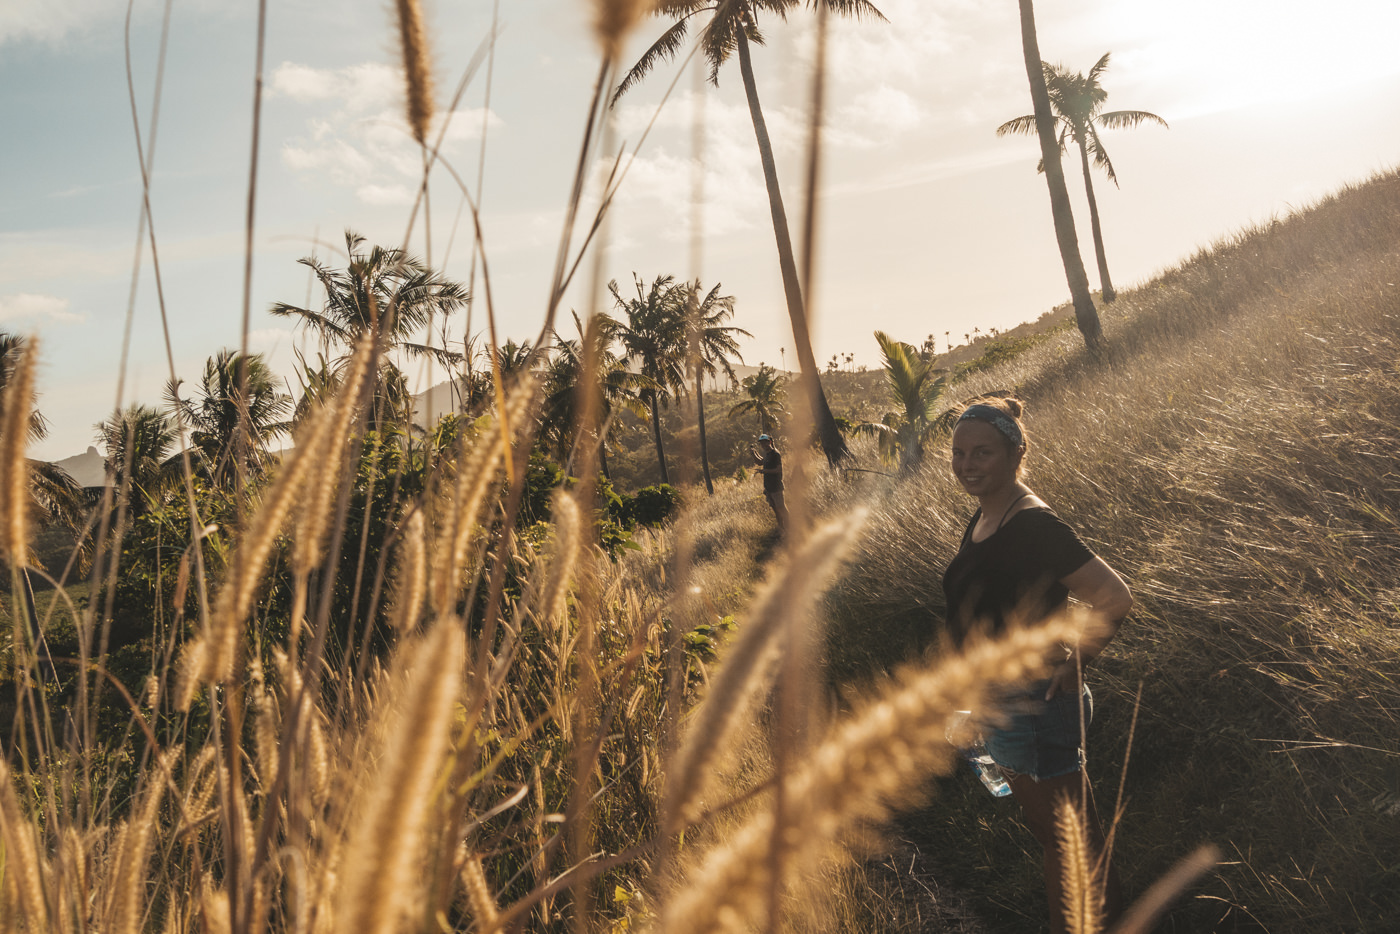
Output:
[818,167,1400,932]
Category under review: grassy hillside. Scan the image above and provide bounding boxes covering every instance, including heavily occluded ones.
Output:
[819,167,1400,931]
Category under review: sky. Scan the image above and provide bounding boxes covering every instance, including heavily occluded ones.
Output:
[3,0,1400,460]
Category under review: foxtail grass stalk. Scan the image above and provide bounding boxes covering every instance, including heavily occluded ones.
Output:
[391,510,428,633]
[461,854,501,932]
[108,755,174,934]
[1055,796,1103,934]
[428,396,511,615]
[592,0,650,60]
[1112,844,1221,934]
[0,335,35,567]
[0,756,51,929]
[666,509,869,831]
[395,0,435,146]
[656,613,1086,934]
[537,491,581,631]
[335,613,466,934]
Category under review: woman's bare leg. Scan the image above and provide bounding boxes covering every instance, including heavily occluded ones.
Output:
[1006,769,1123,933]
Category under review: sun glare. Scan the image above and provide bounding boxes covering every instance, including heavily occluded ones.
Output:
[1099,0,1400,117]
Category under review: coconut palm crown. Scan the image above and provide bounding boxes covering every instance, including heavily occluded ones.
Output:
[164,350,293,487]
[612,274,688,485]
[728,364,787,435]
[853,331,946,474]
[540,312,653,480]
[270,229,468,368]
[683,280,750,494]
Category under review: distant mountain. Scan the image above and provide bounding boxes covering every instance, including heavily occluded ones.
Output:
[51,445,107,488]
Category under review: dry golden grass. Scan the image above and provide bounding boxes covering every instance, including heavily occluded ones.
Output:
[4,4,1396,932]
[826,169,1400,930]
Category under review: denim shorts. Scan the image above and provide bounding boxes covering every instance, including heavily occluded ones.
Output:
[984,679,1093,780]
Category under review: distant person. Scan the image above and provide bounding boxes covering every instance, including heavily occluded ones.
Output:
[942,398,1132,934]
[750,434,788,534]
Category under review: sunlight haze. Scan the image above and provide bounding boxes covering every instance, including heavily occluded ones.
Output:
[3,0,1399,459]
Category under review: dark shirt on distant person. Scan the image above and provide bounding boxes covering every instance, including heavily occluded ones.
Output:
[762,448,783,493]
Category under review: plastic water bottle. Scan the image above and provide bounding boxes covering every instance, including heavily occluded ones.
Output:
[946,711,1012,798]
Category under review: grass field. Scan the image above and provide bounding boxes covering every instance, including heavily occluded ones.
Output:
[3,3,1399,926]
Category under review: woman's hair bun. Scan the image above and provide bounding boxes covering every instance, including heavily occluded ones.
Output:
[1000,397,1024,419]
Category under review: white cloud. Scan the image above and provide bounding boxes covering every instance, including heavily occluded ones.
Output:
[0,292,81,324]
[357,183,417,207]
[273,61,503,207]
[604,92,775,240]
[269,62,402,112]
[0,0,136,44]
[841,86,922,135]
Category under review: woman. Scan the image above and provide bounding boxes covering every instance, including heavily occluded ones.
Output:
[943,398,1131,933]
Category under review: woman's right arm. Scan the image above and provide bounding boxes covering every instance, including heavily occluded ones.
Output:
[1044,556,1132,699]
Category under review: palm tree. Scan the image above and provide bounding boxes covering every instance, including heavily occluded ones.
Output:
[728,364,787,436]
[1013,0,1103,352]
[612,274,688,485]
[94,404,181,514]
[540,313,652,481]
[617,0,885,467]
[492,338,539,393]
[165,350,292,487]
[998,52,1167,303]
[271,229,468,430]
[683,281,750,494]
[852,331,946,474]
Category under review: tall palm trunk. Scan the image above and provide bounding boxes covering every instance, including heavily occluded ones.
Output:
[648,393,670,484]
[735,27,849,465]
[1077,137,1115,302]
[1017,0,1104,351]
[696,370,714,494]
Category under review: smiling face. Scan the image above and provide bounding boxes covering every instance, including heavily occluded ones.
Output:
[950,419,1023,500]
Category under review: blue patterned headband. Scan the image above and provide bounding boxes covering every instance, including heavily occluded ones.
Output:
[957,403,1025,449]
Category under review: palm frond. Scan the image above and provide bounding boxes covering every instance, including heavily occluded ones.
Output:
[996,114,1037,137]
[399,342,466,367]
[613,16,693,105]
[1087,51,1112,84]
[753,0,798,21]
[1086,125,1119,186]
[811,0,888,23]
[702,0,745,83]
[268,302,353,346]
[656,0,712,15]
[1097,109,1169,131]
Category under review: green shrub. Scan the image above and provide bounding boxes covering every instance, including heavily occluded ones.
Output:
[624,484,682,527]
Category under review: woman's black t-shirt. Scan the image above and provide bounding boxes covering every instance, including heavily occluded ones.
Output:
[941,507,1096,646]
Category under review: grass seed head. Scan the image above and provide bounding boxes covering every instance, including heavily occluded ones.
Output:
[0,335,36,565]
[1055,795,1104,934]
[593,0,653,59]
[395,0,435,145]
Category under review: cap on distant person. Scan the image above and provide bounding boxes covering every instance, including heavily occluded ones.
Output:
[758,434,771,441]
